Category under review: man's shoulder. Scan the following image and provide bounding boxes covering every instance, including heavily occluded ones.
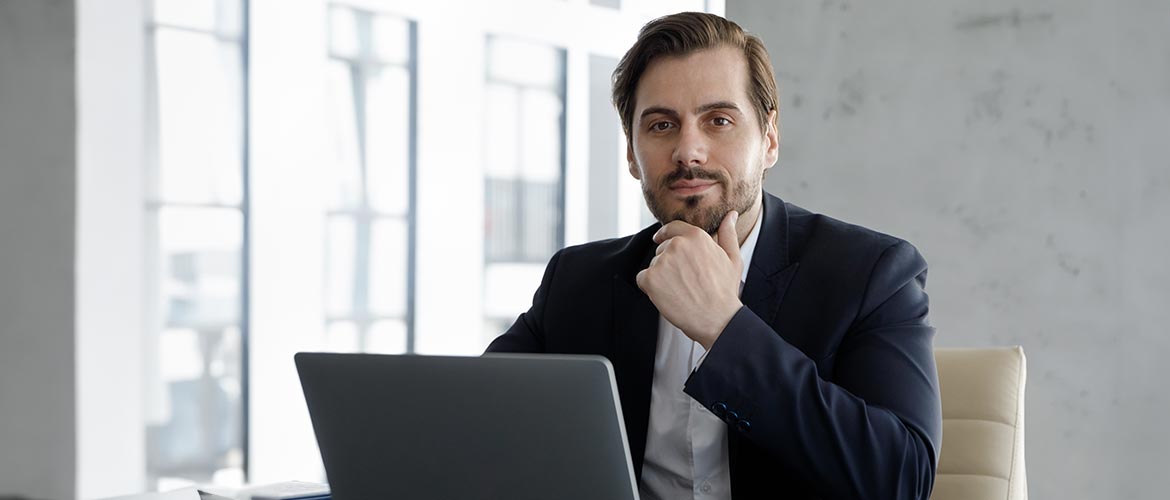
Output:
[554,224,657,274]
[775,198,930,327]
[783,200,917,262]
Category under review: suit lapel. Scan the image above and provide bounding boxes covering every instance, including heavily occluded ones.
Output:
[730,193,801,496]
[739,193,797,325]
[611,228,660,481]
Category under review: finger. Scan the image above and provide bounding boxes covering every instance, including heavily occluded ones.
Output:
[654,238,671,256]
[716,210,742,265]
[653,220,702,244]
[635,268,648,290]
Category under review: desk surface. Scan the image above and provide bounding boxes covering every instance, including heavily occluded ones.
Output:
[104,481,327,500]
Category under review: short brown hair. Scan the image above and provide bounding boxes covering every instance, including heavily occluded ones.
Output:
[612,12,779,142]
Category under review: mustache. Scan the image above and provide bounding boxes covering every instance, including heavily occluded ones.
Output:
[659,166,727,189]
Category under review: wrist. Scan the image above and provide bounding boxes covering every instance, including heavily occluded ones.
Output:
[699,300,743,350]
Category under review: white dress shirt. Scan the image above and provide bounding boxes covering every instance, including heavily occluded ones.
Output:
[638,212,762,500]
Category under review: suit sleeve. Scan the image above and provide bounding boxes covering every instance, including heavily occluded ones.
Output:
[683,240,942,500]
[483,250,562,353]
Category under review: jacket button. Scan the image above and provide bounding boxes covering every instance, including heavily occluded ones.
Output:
[711,402,727,418]
[726,410,739,423]
[736,419,752,433]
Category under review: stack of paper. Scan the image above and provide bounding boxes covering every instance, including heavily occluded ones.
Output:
[243,482,330,500]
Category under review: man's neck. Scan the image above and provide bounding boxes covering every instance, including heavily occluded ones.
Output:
[736,198,763,246]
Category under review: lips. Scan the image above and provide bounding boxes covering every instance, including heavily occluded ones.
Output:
[669,179,718,196]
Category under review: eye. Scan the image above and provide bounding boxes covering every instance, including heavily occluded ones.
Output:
[650,121,674,132]
[711,116,732,126]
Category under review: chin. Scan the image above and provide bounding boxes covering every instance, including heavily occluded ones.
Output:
[675,204,727,235]
[678,192,712,209]
[644,186,727,234]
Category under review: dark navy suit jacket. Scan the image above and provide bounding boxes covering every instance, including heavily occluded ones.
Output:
[486,192,942,499]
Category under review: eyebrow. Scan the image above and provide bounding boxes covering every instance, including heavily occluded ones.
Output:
[639,101,743,122]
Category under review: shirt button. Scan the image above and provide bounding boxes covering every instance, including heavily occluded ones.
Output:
[700,482,712,493]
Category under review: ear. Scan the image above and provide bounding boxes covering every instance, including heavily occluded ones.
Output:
[626,142,642,180]
[762,109,779,170]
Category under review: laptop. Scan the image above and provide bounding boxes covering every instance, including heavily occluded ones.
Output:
[295,352,641,500]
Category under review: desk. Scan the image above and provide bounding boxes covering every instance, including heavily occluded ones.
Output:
[104,482,327,500]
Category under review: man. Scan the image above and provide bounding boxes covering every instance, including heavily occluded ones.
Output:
[487,12,941,500]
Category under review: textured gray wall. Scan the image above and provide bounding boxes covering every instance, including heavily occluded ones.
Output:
[0,0,77,498]
[727,0,1170,498]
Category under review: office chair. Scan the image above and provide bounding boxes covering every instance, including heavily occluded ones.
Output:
[932,347,1028,500]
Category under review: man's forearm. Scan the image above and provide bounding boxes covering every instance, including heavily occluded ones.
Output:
[684,306,940,500]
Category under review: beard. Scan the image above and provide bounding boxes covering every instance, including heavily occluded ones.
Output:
[642,165,759,235]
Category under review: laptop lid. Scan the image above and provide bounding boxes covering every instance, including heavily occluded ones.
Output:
[295,352,640,500]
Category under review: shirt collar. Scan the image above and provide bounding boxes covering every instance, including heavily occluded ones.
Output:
[737,203,763,285]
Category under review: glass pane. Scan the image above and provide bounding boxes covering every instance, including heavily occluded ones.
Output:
[325,321,359,353]
[483,263,547,317]
[482,318,511,347]
[590,0,621,8]
[372,16,410,64]
[158,207,241,332]
[485,178,518,261]
[633,0,706,16]
[158,206,242,296]
[148,206,242,486]
[522,181,561,260]
[146,365,242,486]
[153,0,214,30]
[329,6,360,59]
[366,67,411,215]
[484,83,519,179]
[368,218,408,317]
[367,320,407,354]
[155,29,244,205]
[520,89,562,183]
[153,0,242,36]
[158,328,204,382]
[325,61,363,210]
[214,0,245,39]
[325,217,356,316]
[486,38,560,88]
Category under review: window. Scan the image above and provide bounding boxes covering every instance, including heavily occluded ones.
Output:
[482,36,567,338]
[138,0,723,488]
[323,5,417,354]
[143,0,247,489]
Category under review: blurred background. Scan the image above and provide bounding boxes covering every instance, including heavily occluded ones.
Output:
[0,0,1167,499]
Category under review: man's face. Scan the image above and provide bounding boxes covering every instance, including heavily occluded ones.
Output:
[628,46,778,234]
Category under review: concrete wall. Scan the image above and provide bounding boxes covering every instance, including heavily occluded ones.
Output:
[0,1,77,498]
[727,0,1170,499]
[1,1,146,497]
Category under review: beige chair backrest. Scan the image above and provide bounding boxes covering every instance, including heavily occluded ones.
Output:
[932,347,1027,500]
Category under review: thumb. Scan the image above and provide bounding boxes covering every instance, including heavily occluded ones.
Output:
[716,210,742,265]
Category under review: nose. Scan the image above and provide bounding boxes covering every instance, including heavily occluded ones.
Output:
[671,121,707,168]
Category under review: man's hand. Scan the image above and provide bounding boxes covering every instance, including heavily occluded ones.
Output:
[636,210,744,350]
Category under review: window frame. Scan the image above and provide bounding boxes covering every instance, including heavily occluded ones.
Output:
[324,4,419,354]
[142,0,252,486]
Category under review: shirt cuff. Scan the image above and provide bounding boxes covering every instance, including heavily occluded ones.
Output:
[693,348,711,373]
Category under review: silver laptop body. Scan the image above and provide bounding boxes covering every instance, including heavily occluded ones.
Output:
[295,352,640,500]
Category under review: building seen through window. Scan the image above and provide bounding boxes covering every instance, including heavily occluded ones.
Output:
[144,0,247,489]
[323,5,416,355]
[482,37,567,339]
